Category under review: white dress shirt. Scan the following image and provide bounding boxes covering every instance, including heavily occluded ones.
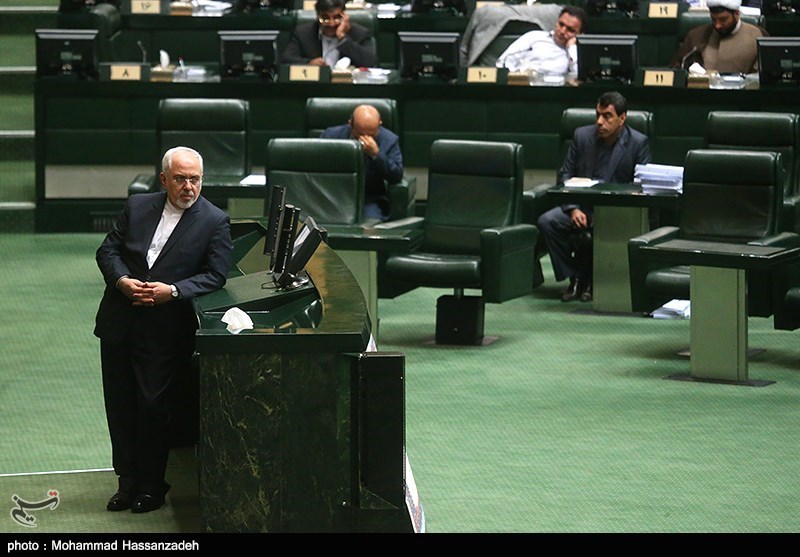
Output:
[495,30,577,75]
[146,200,184,269]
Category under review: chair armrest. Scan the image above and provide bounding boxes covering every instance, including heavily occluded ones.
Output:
[388,176,418,221]
[521,183,557,225]
[373,216,425,230]
[628,226,680,313]
[128,173,156,196]
[780,194,800,233]
[480,223,538,303]
[748,232,800,248]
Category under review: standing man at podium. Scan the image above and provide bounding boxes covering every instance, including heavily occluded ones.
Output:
[94,147,233,514]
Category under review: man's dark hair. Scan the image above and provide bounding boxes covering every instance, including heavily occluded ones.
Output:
[597,91,628,115]
[315,0,345,12]
[560,5,589,34]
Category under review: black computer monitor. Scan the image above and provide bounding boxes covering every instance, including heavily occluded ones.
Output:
[218,30,280,80]
[35,29,100,80]
[758,37,800,86]
[410,0,467,15]
[264,185,286,271]
[271,204,300,281]
[577,34,639,85]
[397,31,461,82]
[275,216,327,289]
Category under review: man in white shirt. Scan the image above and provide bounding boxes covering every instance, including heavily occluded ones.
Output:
[495,6,588,75]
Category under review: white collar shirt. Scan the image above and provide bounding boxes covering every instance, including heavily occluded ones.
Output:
[495,30,577,75]
[146,200,184,269]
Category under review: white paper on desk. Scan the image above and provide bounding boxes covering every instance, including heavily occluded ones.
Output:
[563,177,598,188]
[239,174,266,186]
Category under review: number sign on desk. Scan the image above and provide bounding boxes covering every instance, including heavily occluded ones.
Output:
[289,65,321,82]
[130,0,161,14]
[643,70,675,87]
[647,2,679,18]
[466,67,498,84]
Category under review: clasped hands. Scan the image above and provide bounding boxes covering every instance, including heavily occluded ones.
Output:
[118,277,172,306]
[569,208,590,229]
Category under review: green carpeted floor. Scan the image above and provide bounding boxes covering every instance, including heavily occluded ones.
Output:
[1,233,800,533]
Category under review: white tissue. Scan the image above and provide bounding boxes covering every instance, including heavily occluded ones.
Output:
[688,62,706,75]
[334,57,351,70]
[159,49,170,68]
[221,307,253,334]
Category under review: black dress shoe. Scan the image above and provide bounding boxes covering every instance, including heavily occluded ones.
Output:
[130,493,165,514]
[579,283,593,303]
[106,490,134,512]
[560,277,579,302]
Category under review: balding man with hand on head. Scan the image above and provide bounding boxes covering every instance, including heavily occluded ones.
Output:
[320,104,404,222]
[670,0,767,74]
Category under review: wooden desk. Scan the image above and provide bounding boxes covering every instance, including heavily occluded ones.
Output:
[639,240,800,385]
[547,183,681,313]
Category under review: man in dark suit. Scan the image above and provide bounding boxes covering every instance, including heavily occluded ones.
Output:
[538,91,651,302]
[320,104,404,222]
[280,0,377,68]
[94,146,233,514]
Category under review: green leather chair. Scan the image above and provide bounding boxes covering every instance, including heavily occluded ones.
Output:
[381,139,538,345]
[523,107,654,286]
[628,149,800,318]
[128,98,252,205]
[304,96,417,221]
[264,137,366,226]
[56,1,121,63]
[705,111,800,234]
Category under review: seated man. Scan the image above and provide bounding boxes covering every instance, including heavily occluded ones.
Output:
[495,6,588,74]
[670,0,767,74]
[281,0,377,68]
[320,104,403,222]
[537,91,651,303]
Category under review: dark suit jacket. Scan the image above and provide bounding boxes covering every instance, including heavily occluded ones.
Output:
[320,123,403,208]
[281,21,377,68]
[94,192,233,345]
[558,124,652,213]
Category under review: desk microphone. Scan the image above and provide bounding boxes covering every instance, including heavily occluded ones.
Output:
[137,41,147,65]
[681,46,698,70]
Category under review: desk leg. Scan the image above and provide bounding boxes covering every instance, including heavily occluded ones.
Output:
[690,266,747,382]
[592,206,648,313]
[337,250,379,339]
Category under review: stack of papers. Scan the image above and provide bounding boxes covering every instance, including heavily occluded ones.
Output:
[651,299,690,319]
[634,163,683,193]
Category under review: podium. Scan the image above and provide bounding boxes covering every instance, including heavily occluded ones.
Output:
[191,221,423,532]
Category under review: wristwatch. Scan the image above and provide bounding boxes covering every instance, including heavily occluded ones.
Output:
[170,285,179,299]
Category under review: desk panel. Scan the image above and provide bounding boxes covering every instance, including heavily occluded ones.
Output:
[35,79,800,232]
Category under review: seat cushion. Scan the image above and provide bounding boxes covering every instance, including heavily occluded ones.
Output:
[644,265,690,299]
[384,252,482,288]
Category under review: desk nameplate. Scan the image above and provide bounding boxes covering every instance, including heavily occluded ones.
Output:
[100,63,151,82]
[121,0,169,15]
[647,2,679,18]
[289,65,321,82]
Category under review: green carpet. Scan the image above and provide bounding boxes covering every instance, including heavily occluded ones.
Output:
[1,234,800,533]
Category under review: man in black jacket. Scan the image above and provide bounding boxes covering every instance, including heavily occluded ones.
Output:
[281,0,377,68]
[95,147,233,514]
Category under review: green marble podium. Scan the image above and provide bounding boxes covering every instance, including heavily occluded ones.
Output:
[191,223,422,532]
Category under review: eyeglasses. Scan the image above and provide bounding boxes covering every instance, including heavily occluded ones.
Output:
[318,15,343,24]
[173,175,202,186]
